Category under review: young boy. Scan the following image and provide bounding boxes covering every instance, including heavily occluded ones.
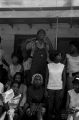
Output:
[46,51,66,120]
[9,53,23,79]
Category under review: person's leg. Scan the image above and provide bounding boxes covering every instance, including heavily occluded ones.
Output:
[55,90,64,120]
[37,105,46,120]
[47,89,55,120]
[37,110,43,120]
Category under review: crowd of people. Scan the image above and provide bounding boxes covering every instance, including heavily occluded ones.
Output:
[0,29,79,120]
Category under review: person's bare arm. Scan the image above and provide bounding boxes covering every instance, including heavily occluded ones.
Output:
[20,85,27,107]
[62,66,66,90]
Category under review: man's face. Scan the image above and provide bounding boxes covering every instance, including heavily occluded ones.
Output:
[38,31,45,40]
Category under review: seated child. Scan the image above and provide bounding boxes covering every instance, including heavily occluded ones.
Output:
[0,82,22,120]
[9,53,23,80]
[5,72,27,108]
[13,72,27,107]
[26,73,46,120]
[66,75,79,120]
[9,81,23,120]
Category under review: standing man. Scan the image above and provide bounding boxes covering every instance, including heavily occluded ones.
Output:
[26,29,53,85]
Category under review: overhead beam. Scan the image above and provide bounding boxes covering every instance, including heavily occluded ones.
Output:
[0,9,79,18]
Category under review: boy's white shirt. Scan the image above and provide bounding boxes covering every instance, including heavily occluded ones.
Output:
[47,62,64,90]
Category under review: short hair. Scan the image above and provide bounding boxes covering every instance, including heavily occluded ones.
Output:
[49,50,60,61]
[37,29,46,36]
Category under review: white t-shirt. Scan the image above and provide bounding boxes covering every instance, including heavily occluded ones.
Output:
[47,62,64,90]
[66,54,79,74]
[23,58,32,71]
[68,89,79,108]
[9,64,22,77]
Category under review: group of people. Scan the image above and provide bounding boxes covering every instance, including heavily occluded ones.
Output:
[0,29,79,120]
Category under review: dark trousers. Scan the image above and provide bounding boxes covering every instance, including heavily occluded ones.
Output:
[47,89,64,120]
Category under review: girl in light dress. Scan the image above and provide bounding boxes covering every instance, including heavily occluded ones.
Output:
[66,75,79,120]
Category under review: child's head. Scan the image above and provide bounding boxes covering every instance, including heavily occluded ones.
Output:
[72,76,79,93]
[49,50,62,62]
[11,81,20,95]
[11,53,19,65]
[14,72,24,84]
[32,74,43,88]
